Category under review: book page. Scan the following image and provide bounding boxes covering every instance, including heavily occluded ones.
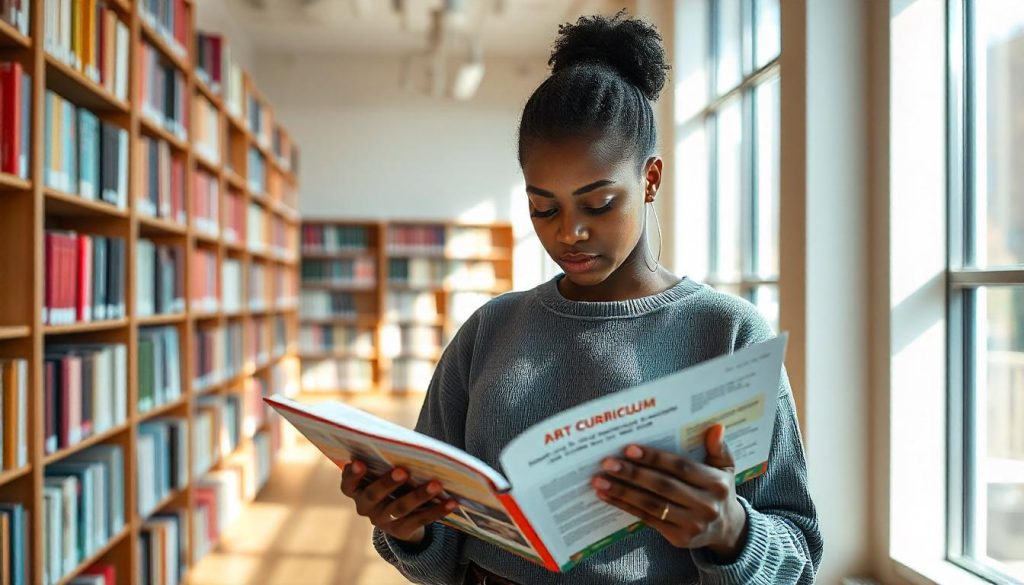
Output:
[265,396,547,565]
[499,335,787,571]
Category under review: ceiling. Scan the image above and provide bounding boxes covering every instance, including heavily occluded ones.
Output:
[222,0,627,58]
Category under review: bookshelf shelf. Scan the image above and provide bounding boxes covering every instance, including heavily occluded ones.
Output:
[138,214,188,236]
[0,17,28,49]
[298,221,512,395]
[0,464,31,487]
[0,172,30,191]
[44,188,129,219]
[43,318,130,336]
[143,486,189,521]
[137,395,189,422]
[140,114,189,151]
[44,53,129,113]
[54,526,130,585]
[43,423,130,466]
[0,325,30,340]
[137,313,187,326]
[0,3,302,583]
[139,19,190,73]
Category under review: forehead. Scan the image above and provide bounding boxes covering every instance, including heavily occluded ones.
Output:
[521,137,636,188]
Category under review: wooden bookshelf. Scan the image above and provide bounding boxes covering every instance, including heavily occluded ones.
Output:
[298,220,513,395]
[0,2,303,584]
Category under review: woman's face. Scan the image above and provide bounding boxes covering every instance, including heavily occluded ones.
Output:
[521,136,662,293]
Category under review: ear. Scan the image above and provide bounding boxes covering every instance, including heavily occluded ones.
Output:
[643,156,664,203]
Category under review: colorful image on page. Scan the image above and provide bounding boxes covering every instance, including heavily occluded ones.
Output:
[680,394,768,482]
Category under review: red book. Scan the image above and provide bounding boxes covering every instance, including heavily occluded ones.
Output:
[65,232,78,324]
[0,61,22,175]
[77,234,93,322]
[171,155,184,223]
[193,489,219,541]
[44,360,56,454]
[209,36,222,85]
[44,233,57,324]
[68,355,82,446]
[82,564,117,585]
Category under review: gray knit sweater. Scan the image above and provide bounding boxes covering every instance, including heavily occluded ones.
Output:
[372,276,823,584]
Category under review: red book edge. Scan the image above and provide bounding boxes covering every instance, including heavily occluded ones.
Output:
[0,62,21,174]
[264,396,559,571]
[77,234,92,322]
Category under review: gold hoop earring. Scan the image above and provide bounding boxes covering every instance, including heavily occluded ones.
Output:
[644,202,662,272]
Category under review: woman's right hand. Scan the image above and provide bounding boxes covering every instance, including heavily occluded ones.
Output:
[340,460,458,545]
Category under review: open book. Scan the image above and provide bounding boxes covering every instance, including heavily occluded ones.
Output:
[265,334,787,573]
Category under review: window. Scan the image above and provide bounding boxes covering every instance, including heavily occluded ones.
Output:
[949,0,1024,581]
[674,0,781,330]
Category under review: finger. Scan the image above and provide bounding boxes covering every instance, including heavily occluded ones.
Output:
[340,460,366,497]
[704,424,735,470]
[357,468,409,510]
[623,444,723,490]
[595,475,718,525]
[594,487,672,532]
[599,458,707,512]
[380,480,444,522]
[395,499,458,531]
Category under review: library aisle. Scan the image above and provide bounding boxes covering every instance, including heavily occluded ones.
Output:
[185,394,423,585]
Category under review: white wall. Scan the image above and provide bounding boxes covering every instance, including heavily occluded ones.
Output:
[250,54,545,223]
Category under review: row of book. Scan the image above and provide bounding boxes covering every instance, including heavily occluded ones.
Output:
[388,225,500,257]
[0,63,30,179]
[389,259,500,289]
[224,189,244,244]
[385,291,439,322]
[380,325,443,359]
[44,91,130,208]
[138,326,182,414]
[0,0,28,36]
[192,471,241,563]
[43,0,130,102]
[42,444,125,585]
[44,344,128,455]
[0,502,27,585]
[139,40,188,141]
[247,316,271,367]
[137,417,187,517]
[192,168,219,237]
[139,511,185,585]
[222,258,242,314]
[190,248,217,314]
[270,215,294,259]
[271,126,298,174]
[247,202,266,253]
[136,240,184,317]
[301,258,377,287]
[300,290,374,320]
[139,0,189,60]
[301,224,372,253]
[138,135,185,223]
[68,564,116,585]
[249,263,267,311]
[0,359,28,470]
[44,232,126,326]
[195,32,231,95]
[390,358,436,392]
[193,322,242,391]
[247,94,271,150]
[247,146,265,195]
[299,325,375,356]
[301,358,373,393]
[192,394,241,478]
[194,95,219,165]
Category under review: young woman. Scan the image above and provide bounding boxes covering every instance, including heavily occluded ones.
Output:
[339,11,822,585]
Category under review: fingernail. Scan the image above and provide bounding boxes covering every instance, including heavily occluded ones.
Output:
[391,468,407,481]
[593,477,611,490]
[427,482,441,495]
[352,461,364,473]
[625,445,643,459]
[601,459,622,473]
[445,500,457,510]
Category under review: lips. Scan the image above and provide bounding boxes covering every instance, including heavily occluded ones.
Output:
[558,252,600,274]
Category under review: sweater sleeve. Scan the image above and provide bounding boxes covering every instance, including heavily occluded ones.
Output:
[371,314,478,585]
[690,309,824,584]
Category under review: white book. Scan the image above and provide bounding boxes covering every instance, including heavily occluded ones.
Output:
[114,345,127,425]
[44,475,77,576]
[116,128,128,209]
[114,20,129,101]
[165,329,181,402]
[43,487,62,585]
[136,239,155,317]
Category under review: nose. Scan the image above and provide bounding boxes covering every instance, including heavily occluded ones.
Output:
[556,210,589,245]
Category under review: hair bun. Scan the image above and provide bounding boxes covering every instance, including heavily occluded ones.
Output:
[549,9,670,102]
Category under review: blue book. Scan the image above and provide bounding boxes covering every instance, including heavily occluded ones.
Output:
[77,109,99,201]
[0,503,27,585]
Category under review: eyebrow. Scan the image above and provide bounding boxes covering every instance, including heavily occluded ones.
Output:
[526,179,615,198]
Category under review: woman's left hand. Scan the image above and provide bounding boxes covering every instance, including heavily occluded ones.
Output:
[590,424,749,561]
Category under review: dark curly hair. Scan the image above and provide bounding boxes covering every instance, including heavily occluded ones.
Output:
[517,9,670,170]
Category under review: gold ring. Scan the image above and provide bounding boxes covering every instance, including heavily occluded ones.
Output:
[660,502,670,521]
[388,513,400,521]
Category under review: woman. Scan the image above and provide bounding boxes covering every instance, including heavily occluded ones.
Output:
[339,10,822,585]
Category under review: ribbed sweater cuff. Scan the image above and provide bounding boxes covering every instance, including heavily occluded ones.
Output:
[381,523,459,574]
[691,497,770,584]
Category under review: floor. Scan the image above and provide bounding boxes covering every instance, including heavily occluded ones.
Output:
[186,394,425,585]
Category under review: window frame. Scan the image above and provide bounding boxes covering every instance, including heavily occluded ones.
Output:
[946,0,1024,582]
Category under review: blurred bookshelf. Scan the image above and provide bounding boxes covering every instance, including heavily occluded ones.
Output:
[0,1,301,584]
[299,221,513,394]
